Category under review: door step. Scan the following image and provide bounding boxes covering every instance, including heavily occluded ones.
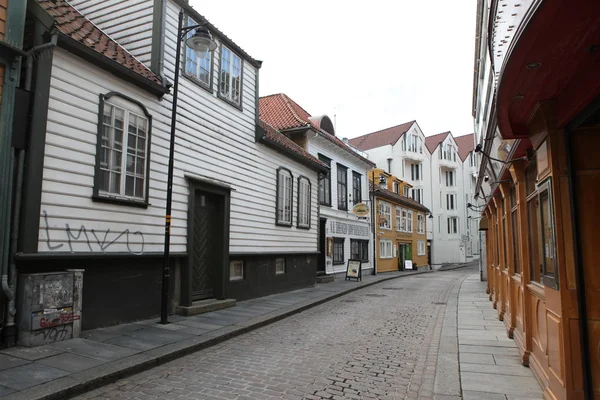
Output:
[316,275,334,284]
[177,298,236,316]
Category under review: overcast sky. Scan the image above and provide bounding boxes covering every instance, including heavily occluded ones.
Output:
[190,0,478,139]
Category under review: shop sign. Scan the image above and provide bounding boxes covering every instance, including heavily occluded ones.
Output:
[329,221,369,237]
[345,259,362,281]
[352,203,370,217]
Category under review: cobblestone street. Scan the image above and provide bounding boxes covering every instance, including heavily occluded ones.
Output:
[72,268,472,400]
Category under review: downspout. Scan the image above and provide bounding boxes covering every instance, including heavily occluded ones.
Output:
[371,170,377,275]
[429,148,434,266]
[2,34,57,346]
[565,122,593,399]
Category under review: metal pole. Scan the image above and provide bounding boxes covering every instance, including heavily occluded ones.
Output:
[161,10,184,324]
[371,170,377,275]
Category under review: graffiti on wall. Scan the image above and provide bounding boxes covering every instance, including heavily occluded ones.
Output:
[42,211,145,254]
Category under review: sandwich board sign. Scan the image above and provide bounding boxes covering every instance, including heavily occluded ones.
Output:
[345,259,362,281]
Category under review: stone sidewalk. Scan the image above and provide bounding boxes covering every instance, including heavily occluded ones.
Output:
[0,267,440,400]
[456,275,543,400]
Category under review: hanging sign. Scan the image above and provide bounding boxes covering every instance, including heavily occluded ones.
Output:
[352,203,370,217]
[345,259,362,281]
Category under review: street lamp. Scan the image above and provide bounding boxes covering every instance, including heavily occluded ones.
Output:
[161,11,217,325]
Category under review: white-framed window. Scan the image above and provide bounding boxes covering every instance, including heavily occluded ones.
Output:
[410,163,422,181]
[469,152,475,167]
[379,239,393,259]
[446,170,454,187]
[98,100,149,201]
[400,208,407,232]
[407,210,413,233]
[297,177,311,228]
[417,214,425,234]
[230,261,244,281]
[378,201,392,230]
[184,16,211,87]
[447,217,459,234]
[219,45,242,105]
[276,168,293,226]
[418,240,426,256]
[404,186,410,197]
[412,188,423,204]
[407,133,419,152]
[396,207,402,231]
[446,193,456,210]
[393,182,399,194]
[275,258,285,274]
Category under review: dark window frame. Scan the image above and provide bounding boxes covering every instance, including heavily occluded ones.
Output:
[351,239,369,262]
[93,92,152,208]
[182,14,214,94]
[318,154,331,206]
[538,179,558,289]
[337,163,348,211]
[333,237,345,265]
[217,43,244,111]
[296,176,311,229]
[275,167,293,227]
[352,171,362,204]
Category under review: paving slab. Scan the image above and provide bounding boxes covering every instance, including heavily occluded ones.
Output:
[103,335,164,351]
[461,371,542,397]
[0,354,30,371]
[35,352,107,373]
[463,390,507,400]
[47,339,139,361]
[0,346,63,361]
[0,363,70,390]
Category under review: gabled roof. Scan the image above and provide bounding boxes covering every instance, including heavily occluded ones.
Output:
[257,119,328,172]
[35,0,166,94]
[455,133,475,162]
[369,182,431,214]
[259,94,375,166]
[348,121,415,151]
[425,131,451,153]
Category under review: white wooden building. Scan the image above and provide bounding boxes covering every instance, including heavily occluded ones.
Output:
[18,0,327,330]
[259,94,375,275]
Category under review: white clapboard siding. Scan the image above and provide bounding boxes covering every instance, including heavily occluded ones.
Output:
[39,35,318,254]
[68,0,154,65]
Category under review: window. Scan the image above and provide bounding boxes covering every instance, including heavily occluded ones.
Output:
[412,188,423,204]
[378,201,392,229]
[407,133,419,152]
[393,182,399,194]
[230,261,244,281]
[417,214,425,234]
[404,186,410,197]
[318,154,331,206]
[446,194,456,210]
[411,163,421,181]
[396,207,406,232]
[184,17,211,88]
[275,258,286,274]
[538,181,557,288]
[352,171,362,204]
[379,239,393,259]
[351,239,369,262]
[297,177,311,228]
[418,240,425,256]
[337,164,348,210]
[276,168,293,226]
[333,238,345,264]
[445,170,454,187]
[447,217,458,234]
[407,210,413,233]
[510,185,519,274]
[219,45,242,105]
[469,152,475,167]
[95,93,151,205]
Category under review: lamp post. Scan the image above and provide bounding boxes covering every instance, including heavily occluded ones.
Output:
[161,11,217,325]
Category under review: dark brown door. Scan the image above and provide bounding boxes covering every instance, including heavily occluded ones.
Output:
[191,191,219,300]
[318,218,327,275]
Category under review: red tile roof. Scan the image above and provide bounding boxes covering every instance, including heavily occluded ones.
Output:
[259,94,375,166]
[425,131,450,153]
[258,119,327,169]
[455,133,475,162]
[36,0,162,86]
[348,121,415,151]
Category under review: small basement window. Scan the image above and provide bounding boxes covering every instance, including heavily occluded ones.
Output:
[230,261,244,281]
[275,258,286,274]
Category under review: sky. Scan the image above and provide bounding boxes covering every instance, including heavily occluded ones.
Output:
[190,0,478,139]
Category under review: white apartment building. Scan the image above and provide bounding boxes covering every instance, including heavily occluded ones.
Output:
[350,124,479,266]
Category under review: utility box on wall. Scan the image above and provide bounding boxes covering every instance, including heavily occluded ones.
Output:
[17,270,84,347]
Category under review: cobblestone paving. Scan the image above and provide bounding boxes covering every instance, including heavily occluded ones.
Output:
[73,270,470,400]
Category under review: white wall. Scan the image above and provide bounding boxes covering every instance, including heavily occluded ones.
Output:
[68,0,154,66]
[39,3,320,255]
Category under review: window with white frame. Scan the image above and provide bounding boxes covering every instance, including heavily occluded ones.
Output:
[393,182,399,194]
[276,168,293,226]
[445,170,454,187]
[275,258,285,274]
[379,239,393,259]
[378,201,392,229]
[219,45,242,105]
[418,240,425,256]
[410,163,422,181]
[396,207,402,231]
[184,16,211,87]
[230,261,244,281]
[400,208,407,232]
[407,210,413,233]
[447,217,459,234]
[417,214,425,234]
[412,188,423,204]
[97,97,150,202]
[446,193,456,210]
[407,133,418,152]
[404,186,410,197]
[297,177,311,228]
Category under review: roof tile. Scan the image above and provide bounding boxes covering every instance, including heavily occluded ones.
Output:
[348,121,415,151]
[425,131,450,153]
[455,133,475,162]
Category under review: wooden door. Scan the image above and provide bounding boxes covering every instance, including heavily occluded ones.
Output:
[191,191,219,300]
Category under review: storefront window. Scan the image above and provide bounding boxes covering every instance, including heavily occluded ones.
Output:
[502,214,508,269]
[528,196,542,284]
[538,180,558,288]
[510,184,519,274]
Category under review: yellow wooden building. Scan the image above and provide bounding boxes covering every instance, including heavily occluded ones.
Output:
[369,169,430,272]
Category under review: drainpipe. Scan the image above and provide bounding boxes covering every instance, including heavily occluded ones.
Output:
[371,170,377,275]
[565,122,592,399]
[2,34,57,346]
